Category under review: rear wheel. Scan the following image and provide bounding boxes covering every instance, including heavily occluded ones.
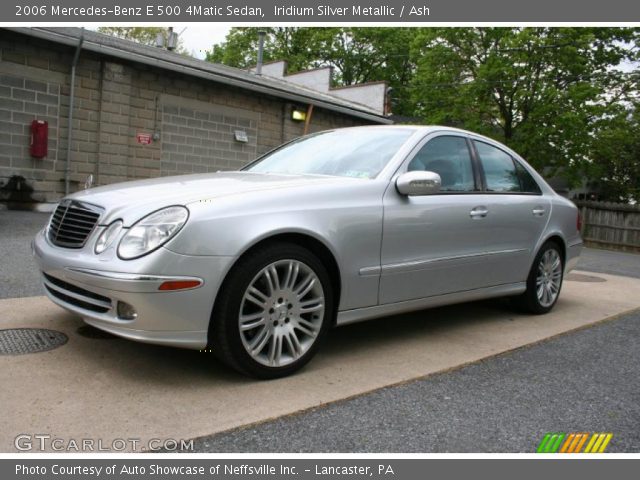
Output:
[209,243,333,379]
[515,241,564,314]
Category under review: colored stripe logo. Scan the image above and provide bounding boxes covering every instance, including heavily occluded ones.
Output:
[537,433,613,453]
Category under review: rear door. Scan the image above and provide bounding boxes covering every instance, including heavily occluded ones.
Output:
[468,139,551,285]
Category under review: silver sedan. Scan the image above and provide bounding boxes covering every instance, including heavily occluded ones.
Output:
[33,126,582,378]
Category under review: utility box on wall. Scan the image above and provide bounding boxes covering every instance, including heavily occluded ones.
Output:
[30,120,48,159]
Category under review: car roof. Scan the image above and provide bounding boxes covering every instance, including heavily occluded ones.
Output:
[333,125,504,144]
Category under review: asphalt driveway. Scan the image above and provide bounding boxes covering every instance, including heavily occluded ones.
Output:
[190,309,640,452]
[0,209,48,299]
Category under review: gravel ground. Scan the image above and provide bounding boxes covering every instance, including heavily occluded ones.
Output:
[191,311,640,453]
[577,247,640,279]
[0,209,49,299]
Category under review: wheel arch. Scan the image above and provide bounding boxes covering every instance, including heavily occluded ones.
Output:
[540,233,567,264]
[212,231,342,329]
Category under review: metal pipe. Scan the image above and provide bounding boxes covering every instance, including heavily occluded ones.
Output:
[65,28,84,196]
[256,31,266,75]
[303,104,314,135]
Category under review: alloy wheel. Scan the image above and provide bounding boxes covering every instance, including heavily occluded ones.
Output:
[238,259,325,367]
[536,248,562,308]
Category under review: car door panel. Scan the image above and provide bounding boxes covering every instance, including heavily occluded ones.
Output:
[380,133,492,304]
[471,140,551,284]
[380,192,510,304]
[462,193,550,285]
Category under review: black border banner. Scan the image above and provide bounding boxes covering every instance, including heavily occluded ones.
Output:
[4,0,640,22]
[4,458,640,480]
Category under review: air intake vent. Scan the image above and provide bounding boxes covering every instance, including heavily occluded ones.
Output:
[48,200,102,248]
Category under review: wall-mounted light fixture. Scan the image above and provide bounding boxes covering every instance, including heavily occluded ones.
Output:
[291,108,307,122]
[234,130,249,143]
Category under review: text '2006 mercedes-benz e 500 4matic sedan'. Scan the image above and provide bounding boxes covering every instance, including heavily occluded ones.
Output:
[33,126,583,378]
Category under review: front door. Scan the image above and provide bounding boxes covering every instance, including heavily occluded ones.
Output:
[380,133,496,304]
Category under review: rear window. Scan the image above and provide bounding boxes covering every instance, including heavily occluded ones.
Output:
[474,141,541,194]
[474,141,521,192]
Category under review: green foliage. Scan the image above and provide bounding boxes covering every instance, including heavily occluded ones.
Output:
[409,28,639,184]
[589,103,640,202]
[205,27,640,199]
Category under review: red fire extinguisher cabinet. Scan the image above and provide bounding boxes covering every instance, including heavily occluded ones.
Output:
[30,120,48,159]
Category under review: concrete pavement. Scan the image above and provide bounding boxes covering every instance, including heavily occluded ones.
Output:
[1,270,639,452]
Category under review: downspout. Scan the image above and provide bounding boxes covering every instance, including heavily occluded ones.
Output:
[95,59,105,187]
[65,28,84,196]
[303,104,314,135]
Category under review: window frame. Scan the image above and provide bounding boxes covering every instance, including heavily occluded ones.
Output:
[470,139,543,196]
[397,132,483,195]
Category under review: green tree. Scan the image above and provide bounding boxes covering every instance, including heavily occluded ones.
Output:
[409,27,639,182]
[97,27,189,55]
[207,27,640,197]
[589,102,640,202]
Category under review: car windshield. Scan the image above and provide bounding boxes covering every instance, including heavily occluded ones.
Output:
[244,128,414,179]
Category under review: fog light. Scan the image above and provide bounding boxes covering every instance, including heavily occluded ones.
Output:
[117,301,137,320]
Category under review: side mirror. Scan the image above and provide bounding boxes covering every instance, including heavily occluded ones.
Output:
[396,171,441,196]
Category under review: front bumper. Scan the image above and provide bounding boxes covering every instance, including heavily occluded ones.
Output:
[33,228,236,349]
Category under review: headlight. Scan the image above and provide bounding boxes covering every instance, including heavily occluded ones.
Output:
[117,206,189,260]
[95,220,123,254]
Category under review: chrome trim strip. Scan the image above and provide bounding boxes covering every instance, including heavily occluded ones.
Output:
[337,282,526,326]
[66,267,204,284]
[42,277,112,310]
[359,266,382,276]
[359,248,528,276]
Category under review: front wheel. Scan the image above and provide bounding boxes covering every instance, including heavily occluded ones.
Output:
[516,241,564,314]
[209,243,333,379]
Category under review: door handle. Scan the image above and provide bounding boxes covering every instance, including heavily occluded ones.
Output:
[470,206,488,218]
[532,206,546,216]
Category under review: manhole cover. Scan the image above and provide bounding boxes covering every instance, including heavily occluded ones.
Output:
[76,324,118,339]
[0,328,68,355]
[566,273,607,283]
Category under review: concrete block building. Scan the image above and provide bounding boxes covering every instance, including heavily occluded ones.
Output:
[0,27,390,208]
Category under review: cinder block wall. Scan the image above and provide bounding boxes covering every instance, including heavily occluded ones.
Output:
[0,30,369,204]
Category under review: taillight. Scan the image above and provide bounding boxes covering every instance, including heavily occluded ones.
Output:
[577,211,582,232]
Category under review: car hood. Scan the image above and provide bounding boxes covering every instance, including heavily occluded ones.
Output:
[68,171,353,225]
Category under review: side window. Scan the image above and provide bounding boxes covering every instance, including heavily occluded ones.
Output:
[407,136,475,192]
[474,141,521,192]
[514,161,542,194]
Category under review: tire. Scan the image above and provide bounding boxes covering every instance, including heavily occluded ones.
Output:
[209,242,334,379]
[514,241,564,314]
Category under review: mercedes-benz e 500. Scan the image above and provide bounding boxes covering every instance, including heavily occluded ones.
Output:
[33,126,583,378]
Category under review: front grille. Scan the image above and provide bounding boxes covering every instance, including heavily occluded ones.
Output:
[48,200,102,248]
[43,273,112,314]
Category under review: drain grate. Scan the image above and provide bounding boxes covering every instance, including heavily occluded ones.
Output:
[0,328,68,355]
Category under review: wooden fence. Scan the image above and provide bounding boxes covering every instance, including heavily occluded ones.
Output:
[575,200,640,252]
